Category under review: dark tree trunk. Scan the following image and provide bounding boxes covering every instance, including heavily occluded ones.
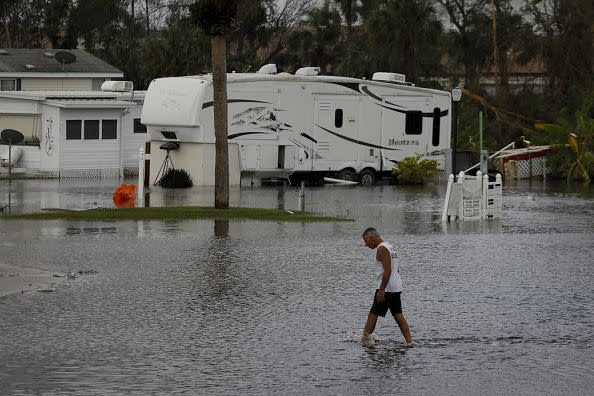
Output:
[212,35,230,209]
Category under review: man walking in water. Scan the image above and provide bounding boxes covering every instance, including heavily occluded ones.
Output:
[361,227,413,347]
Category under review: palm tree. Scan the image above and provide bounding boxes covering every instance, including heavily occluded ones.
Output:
[283,1,342,73]
[365,0,442,85]
[336,0,358,42]
[191,0,241,209]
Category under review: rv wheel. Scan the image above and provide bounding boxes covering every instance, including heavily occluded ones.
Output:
[359,169,376,185]
[336,169,356,182]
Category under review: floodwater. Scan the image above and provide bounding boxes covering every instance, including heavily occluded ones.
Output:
[1,178,593,395]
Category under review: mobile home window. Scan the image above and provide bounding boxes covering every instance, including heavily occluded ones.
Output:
[102,119,118,139]
[0,79,16,91]
[432,108,441,146]
[84,120,100,139]
[335,109,343,128]
[405,111,422,135]
[66,120,82,140]
[134,118,147,133]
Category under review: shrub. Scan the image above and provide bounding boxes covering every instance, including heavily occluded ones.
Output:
[158,168,193,188]
[392,155,439,184]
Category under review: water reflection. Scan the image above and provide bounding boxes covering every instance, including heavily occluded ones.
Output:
[0,179,593,395]
[65,226,117,236]
[214,219,229,238]
[362,343,407,367]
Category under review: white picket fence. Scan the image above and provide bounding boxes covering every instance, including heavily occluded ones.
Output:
[442,171,502,222]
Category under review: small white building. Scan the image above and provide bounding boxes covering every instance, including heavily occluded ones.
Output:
[0,90,147,178]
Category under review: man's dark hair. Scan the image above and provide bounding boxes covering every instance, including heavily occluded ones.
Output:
[362,227,380,237]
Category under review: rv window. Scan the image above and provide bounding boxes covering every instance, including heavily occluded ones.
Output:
[432,108,441,146]
[66,120,81,140]
[134,118,147,133]
[335,109,343,128]
[102,119,117,139]
[405,111,422,135]
[84,120,99,139]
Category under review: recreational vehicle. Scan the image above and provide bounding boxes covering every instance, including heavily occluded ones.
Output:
[141,66,453,185]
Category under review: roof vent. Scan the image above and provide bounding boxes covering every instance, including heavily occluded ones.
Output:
[295,67,320,76]
[372,72,406,83]
[257,64,277,74]
[44,52,55,58]
[25,64,36,69]
[101,80,133,92]
[0,49,8,55]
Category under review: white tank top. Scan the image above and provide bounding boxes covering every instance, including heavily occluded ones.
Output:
[375,242,403,292]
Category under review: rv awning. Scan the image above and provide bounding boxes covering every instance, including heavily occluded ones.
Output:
[44,99,135,108]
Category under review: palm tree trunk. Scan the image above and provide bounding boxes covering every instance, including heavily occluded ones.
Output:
[2,5,11,48]
[212,35,229,209]
[144,0,150,37]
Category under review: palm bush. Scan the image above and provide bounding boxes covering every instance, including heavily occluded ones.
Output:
[532,94,594,183]
[392,155,439,184]
[158,169,193,188]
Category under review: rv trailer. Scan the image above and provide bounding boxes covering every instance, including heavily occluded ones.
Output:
[141,68,452,185]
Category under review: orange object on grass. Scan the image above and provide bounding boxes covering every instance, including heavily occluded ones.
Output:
[113,184,135,208]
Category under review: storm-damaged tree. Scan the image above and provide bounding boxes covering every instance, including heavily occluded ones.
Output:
[190,0,241,209]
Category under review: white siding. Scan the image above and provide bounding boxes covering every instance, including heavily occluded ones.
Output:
[39,104,61,171]
[150,141,241,186]
[21,78,92,91]
[0,97,41,113]
[59,109,122,170]
[122,103,149,168]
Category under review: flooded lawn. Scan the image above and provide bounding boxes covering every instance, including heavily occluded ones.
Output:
[1,178,593,394]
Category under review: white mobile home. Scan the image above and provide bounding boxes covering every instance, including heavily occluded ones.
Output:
[0,90,146,178]
[141,68,453,185]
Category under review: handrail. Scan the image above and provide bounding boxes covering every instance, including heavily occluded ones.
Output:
[463,142,516,173]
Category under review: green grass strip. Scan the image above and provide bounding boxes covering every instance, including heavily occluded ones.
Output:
[5,206,351,222]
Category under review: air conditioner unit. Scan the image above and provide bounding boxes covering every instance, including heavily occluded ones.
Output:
[257,64,277,74]
[295,67,320,76]
[372,72,406,83]
[101,81,133,92]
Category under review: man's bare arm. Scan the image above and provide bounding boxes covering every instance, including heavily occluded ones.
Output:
[376,246,391,301]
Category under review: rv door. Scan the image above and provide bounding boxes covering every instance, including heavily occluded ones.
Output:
[313,95,360,171]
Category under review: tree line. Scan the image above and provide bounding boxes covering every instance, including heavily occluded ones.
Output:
[1,0,592,157]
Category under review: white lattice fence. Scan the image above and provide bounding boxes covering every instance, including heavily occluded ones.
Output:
[124,167,139,176]
[500,156,551,179]
[1,166,140,179]
[59,168,120,178]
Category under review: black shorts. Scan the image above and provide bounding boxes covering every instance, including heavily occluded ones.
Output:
[369,289,402,317]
